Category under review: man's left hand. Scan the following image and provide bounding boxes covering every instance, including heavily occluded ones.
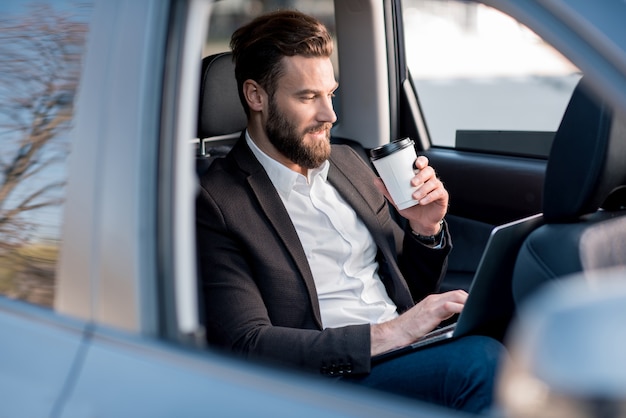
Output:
[374,155,448,236]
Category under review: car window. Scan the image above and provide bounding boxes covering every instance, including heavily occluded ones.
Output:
[402,0,582,157]
[205,0,336,63]
[0,0,92,308]
[203,0,338,112]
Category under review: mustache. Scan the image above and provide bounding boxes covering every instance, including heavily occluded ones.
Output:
[305,123,333,134]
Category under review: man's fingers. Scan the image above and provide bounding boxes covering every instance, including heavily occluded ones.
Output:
[443,300,465,315]
[414,155,430,170]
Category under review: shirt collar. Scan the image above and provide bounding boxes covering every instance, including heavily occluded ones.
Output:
[245,130,330,199]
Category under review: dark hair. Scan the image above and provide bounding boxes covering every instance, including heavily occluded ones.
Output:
[230,10,333,116]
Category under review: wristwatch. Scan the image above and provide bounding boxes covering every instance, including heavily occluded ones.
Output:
[412,220,444,246]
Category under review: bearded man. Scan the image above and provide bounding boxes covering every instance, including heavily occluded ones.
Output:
[196,9,503,414]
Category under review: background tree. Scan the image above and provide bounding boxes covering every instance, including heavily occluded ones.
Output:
[0,2,90,306]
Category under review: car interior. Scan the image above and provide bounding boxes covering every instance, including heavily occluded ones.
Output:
[194,1,626,354]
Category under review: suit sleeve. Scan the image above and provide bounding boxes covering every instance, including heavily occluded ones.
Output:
[399,221,452,301]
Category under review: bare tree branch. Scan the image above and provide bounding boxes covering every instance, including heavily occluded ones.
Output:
[0,2,91,306]
[0,3,89,244]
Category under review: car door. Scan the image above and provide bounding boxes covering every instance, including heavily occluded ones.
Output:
[5,0,623,416]
[0,1,93,415]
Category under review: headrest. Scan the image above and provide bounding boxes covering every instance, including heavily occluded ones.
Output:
[543,78,626,222]
[197,52,247,139]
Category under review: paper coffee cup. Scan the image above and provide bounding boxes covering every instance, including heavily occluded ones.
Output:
[370,138,419,210]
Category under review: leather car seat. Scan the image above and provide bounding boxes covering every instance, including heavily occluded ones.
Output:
[196,52,247,176]
[512,78,626,306]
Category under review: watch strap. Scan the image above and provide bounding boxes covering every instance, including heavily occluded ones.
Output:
[412,220,444,245]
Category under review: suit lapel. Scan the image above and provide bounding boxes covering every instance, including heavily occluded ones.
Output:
[231,138,323,326]
[327,150,395,259]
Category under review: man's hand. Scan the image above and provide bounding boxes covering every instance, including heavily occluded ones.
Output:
[374,155,449,236]
[370,289,467,356]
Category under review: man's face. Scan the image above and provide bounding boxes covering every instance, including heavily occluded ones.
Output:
[265,56,338,170]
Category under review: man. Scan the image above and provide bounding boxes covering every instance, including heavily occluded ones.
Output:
[196,9,503,413]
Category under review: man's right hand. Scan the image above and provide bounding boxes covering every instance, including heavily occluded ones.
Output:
[370,290,467,356]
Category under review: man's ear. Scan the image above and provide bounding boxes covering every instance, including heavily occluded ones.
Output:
[243,80,265,112]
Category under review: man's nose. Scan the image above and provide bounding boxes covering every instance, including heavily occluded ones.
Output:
[318,96,337,124]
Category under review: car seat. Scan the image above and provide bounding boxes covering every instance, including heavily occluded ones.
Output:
[196,52,247,176]
[512,78,626,306]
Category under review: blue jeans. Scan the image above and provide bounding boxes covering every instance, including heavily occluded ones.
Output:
[342,335,505,414]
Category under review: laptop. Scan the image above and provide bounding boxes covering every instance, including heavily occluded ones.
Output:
[372,213,544,363]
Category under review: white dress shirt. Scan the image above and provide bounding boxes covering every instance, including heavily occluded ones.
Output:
[246,133,399,329]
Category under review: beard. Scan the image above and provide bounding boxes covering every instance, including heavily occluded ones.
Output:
[265,96,332,169]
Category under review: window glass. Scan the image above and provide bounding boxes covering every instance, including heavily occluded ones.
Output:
[204,1,338,94]
[0,0,92,307]
[403,0,581,155]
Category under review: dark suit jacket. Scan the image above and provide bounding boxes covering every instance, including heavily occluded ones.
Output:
[196,136,451,376]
